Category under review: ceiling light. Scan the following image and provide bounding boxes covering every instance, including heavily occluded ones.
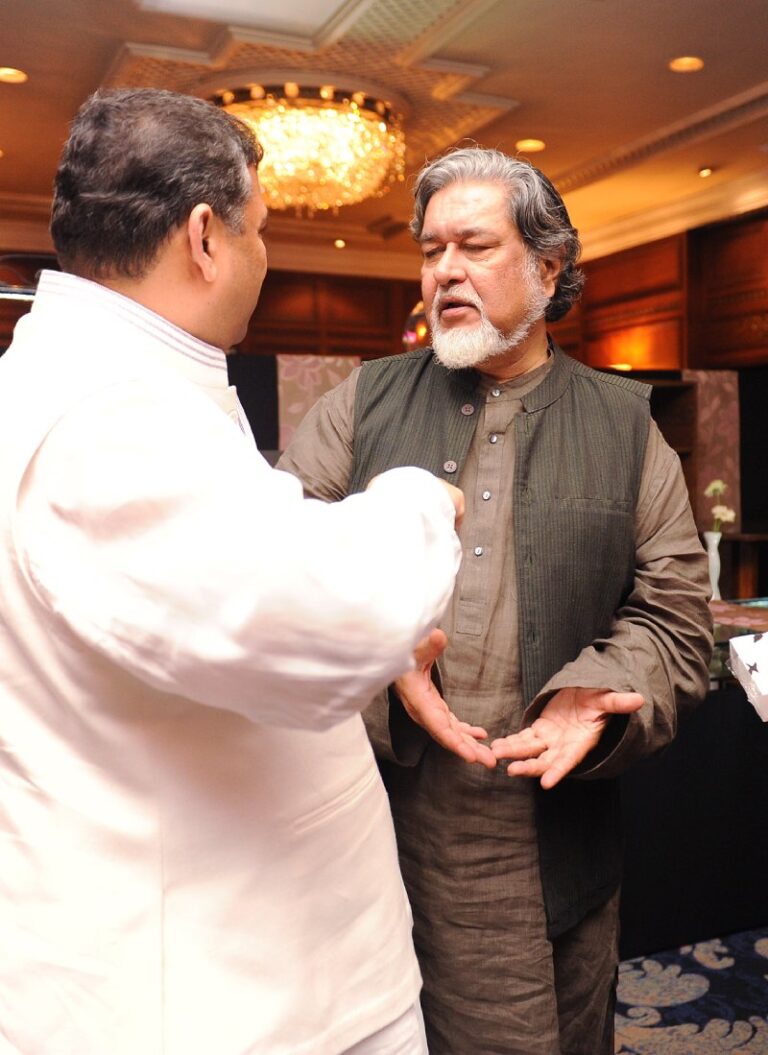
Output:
[515,138,546,153]
[0,67,28,84]
[668,56,704,73]
[210,78,406,214]
[698,166,714,178]
[333,238,346,249]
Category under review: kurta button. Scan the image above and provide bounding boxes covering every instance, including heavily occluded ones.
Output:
[489,433,499,444]
[443,460,457,474]
[460,403,475,416]
[491,387,501,398]
[482,490,492,501]
[474,546,484,556]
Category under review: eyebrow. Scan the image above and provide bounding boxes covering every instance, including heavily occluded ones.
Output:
[418,226,497,244]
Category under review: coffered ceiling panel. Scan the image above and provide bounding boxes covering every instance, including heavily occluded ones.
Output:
[1,0,766,276]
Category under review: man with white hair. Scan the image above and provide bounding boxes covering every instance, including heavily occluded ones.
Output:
[279,147,713,1055]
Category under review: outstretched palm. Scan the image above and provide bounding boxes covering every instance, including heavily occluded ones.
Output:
[397,629,497,768]
[491,686,645,788]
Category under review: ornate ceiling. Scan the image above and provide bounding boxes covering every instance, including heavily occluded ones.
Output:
[1,0,767,278]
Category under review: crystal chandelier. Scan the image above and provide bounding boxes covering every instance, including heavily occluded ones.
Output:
[210,77,407,214]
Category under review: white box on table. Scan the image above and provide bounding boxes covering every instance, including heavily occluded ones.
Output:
[729,633,768,722]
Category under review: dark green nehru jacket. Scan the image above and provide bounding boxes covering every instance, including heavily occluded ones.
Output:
[348,344,651,936]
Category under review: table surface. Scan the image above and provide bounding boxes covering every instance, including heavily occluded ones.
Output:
[709,598,768,681]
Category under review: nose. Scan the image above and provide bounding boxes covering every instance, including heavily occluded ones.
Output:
[433,243,466,286]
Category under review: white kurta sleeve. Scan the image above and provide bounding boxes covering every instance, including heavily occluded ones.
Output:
[13,377,461,730]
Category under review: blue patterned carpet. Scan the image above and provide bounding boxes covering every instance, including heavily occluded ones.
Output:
[616,927,768,1053]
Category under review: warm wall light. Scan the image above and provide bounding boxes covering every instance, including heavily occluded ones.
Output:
[0,67,28,84]
[210,76,406,213]
[698,166,714,178]
[402,300,430,350]
[668,55,704,73]
[333,238,346,249]
[515,138,546,153]
[609,363,633,372]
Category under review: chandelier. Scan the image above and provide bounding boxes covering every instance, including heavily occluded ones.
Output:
[210,75,407,214]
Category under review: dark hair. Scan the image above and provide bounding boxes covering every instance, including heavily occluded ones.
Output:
[50,88,263,279]
[410,147,584,322]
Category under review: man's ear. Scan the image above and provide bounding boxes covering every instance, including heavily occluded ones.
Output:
[188,203,217,282]
[538,252,563,297]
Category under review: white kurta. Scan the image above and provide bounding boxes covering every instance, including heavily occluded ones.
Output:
[0,271,461,1055]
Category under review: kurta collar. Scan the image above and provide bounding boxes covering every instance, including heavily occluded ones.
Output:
[427,337,573,410]
[32,270,230,390]
[519,342,573,413]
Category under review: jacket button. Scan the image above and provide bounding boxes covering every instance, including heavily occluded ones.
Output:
[443,460,458,474]
[460,403,475,416]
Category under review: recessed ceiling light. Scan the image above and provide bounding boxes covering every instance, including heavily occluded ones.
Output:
[0,148,4,159]
[0,67,28,84]
[698,166,714,178]
[333,238,346,249]
[515,138,546,153]
[668,55,704,73]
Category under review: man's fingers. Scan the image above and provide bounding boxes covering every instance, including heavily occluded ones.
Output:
[437,723,497,768]
[490,730,547,761]
[411,628,448,668]
[598,691,645,715]
[438,480,465,529]
[456,721,490,739]
[504,748,581,789]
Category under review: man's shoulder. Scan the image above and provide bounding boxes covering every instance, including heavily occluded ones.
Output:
[564,354,652,405]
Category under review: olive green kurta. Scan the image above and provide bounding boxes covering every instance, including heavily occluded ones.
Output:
[278,354,711,1055]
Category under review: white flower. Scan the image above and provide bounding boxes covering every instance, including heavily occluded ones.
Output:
[704,478,727,498]
[711,503,736,532]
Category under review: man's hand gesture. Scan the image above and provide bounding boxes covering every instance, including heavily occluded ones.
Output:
[400,630,496,767]
[490,687,645,789]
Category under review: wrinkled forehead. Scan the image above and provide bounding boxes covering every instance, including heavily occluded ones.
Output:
[421,180,515,241]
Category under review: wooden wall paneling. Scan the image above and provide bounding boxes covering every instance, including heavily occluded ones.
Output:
[547,302,583,361]
[582,235,686,309]
[580,235,687,371]
[648,380,698,514]
[0,300,31,350]
[584,308,684,372]
[688,209,768,368]
[240,270,420,359]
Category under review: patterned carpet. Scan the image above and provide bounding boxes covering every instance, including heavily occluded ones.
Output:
[616,927,768,1053]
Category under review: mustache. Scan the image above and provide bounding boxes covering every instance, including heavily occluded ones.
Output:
[432,287,483,313]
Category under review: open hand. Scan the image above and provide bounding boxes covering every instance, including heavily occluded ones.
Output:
[400,629,496,767]
[491,686,645,789]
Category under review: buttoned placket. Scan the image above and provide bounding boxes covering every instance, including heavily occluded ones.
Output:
[453,384,522,635]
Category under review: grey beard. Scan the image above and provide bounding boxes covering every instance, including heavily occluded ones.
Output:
[430,284,550,371]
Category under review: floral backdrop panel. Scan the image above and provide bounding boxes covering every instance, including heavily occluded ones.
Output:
[682,369,741,533]
[277,354,361,451]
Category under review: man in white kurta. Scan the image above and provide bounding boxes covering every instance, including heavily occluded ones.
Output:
[0,89,462,1055]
